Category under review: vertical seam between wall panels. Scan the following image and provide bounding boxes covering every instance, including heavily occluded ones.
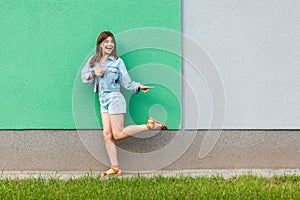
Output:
[181,0,184,130]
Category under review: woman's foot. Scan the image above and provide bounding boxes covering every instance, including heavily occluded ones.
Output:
[146,117,168,130]
[101,165,122,177]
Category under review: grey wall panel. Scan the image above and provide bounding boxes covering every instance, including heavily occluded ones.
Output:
[183,0,300,129]
[1,130,299,171]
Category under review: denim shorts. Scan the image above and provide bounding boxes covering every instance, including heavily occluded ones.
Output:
[99,91,126,114]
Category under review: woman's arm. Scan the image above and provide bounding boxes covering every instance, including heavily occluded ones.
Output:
[118,59,141,94]
[81,56,95,85]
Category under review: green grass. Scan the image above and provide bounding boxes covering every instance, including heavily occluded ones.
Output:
[0,175,299,199]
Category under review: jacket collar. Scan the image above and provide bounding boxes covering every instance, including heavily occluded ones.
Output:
[107,55,116,61]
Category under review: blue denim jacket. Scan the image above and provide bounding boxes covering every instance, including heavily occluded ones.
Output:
[81,56,140,94]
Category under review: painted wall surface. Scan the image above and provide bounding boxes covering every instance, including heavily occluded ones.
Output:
[183,0,300,129]
[4,0,298,130]
[0,1,181,129]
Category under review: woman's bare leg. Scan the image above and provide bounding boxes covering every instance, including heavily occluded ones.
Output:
[109,114,148,140]
[101,112,118,166]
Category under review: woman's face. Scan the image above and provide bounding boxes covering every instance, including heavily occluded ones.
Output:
[101,36,115,55]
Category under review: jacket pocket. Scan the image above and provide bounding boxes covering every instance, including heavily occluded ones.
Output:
[108,67,120,85]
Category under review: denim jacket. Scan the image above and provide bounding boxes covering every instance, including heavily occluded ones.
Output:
[81,56,140,94]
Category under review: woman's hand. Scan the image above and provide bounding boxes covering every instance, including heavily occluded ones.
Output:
[139,85,154,93]
[95,68,105,77]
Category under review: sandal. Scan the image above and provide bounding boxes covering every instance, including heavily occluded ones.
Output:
[146,117,168,130]
[101,165,122,177]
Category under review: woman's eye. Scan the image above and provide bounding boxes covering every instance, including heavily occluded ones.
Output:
[105,40,114,44]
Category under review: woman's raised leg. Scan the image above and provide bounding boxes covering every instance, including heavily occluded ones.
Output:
[109,114,151,140]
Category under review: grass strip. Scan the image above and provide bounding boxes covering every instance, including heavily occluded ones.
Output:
[0,175,299,199]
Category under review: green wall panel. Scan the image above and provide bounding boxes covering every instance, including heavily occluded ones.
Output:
[0,0,181,129]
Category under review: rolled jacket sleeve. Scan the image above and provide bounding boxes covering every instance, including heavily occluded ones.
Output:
[81,56,95,85]
[119,59,140,94]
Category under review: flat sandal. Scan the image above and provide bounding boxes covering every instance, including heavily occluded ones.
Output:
[101,165,122,178]
[146,117,168,130]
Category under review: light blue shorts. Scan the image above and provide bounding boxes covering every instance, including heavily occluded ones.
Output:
[99,91,126,114]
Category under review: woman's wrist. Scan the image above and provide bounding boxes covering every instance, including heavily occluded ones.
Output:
[88,70,95,80]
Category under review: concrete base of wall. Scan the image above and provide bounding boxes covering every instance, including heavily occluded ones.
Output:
[0,130,299,172]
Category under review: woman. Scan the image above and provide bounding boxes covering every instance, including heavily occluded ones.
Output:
[81,31,167,177]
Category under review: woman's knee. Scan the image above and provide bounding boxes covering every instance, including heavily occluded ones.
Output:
[102,130,113,141]
[112,130,125,140]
